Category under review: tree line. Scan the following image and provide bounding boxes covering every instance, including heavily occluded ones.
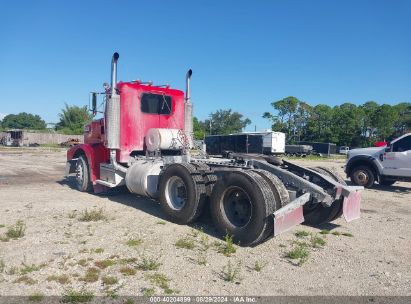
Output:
[1,98,410,148]
[262,97,411,147]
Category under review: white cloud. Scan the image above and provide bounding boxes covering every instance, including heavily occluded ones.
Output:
[0,113,7,120]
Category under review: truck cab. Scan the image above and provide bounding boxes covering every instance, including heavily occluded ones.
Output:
[345,133,411,187]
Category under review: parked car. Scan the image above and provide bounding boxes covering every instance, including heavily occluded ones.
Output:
[339,146,350,155]
[345,133,411,188]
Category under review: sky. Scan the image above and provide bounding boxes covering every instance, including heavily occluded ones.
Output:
[0,0,410,131]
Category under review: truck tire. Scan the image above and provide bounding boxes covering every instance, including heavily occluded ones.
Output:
[379,178,396,186]
[350,165,375,188]
[159,163,206,224]
[308,166,346,222]
[210,170,276,246]
[75,155,93,192]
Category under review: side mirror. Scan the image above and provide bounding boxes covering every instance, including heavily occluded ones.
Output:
[385,146,391,153]
[91,92,97,115]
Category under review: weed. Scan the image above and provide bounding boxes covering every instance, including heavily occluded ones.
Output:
[0,259,5,273]
[120,266,137,276]
[61,288,94,303]
[0,235,10,242]
[137,256,161,271]
[222,261,241,282]
[119,257,138,265]
[156,221,166,225]
[342,232,354,237]
[197,252,208,266]
[279,244,286,248]
[146,272,170,291]
[94,248,104,253]
[320,229,330,235]
[125,299,135,304]
[13,275,37,285]
[6,220,26,239]
[199,232,211,251]
[217,234,236,256]
[294,230,310,238]
[94,259,116,269]
[28,293,44,302]
[68,210,77,219]
[254,260,267,272]
[126,238,143,247]
[47,274,71,284]
[175,237,195,250]
[332,231,341,236]
[0,224,5,228]
[79,240,87,245]
[285,245,310,266]
[78,208,107,222]
[20,263,41,275]
[142,287,156,296]
[79,267,100,282]
[78,259,88,267]
[310,234,326,248]
[102,275,118,285]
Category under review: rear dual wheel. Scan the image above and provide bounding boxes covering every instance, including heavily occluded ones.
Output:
[304,167,346,225]
[210,170,288,246]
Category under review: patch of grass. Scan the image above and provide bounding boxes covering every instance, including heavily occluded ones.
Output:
[28,293,44,302]
[118,257,138,265]
[126,238,143,247]
[217,234,236,256]
[94,248,104,253]
[78,259,88,267]
[285,244,310,266]
[0,259,5,273]
[342,232,354,237]
[13,275,37,285]
[0,235,10,242]
[142,287,156,296]
[47,274,71,284]
[198,232,211,251]
[137,256,161,271]
[197,252,208,266]
[79,267,100,282]
[6,220,26,239]
[61,288,94,303]
[310,234,326,248]
[78,208,107,222]
[102,275,118,285]
[175,237,195,250]
[146,273,172,292]
[254,260,267,272]
[332,231,341,236]
[320,229,330,235]
[94,259,116,269]
[156,221,166,225]
[120,266,137,276]
[20,263,42,275]
[0,224,5,228]
[222,261,241,283]
[294,230,310,238]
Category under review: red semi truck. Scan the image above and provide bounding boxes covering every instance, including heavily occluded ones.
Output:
[65,53,362,246]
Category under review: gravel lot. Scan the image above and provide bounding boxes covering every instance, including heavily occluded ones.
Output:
[0,148,410,297]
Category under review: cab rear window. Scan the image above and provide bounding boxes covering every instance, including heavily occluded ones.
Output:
[141,93,172,115]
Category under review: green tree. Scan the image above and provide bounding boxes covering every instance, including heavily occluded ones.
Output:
[332,103,363,146]
[306,104,336,143]
[393,102,411,135]
[55,104,93,135]
[204,109,251,135]
[1,112,46,130]
[193,117,205,140]
[372,104,398,141]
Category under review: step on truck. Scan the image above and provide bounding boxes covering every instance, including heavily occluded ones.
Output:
[65,53,363,246]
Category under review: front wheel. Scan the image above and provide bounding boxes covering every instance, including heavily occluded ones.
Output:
[350,165,375,188]
[75,155,93,192]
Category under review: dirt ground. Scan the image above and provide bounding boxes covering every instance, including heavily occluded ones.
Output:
[0,147,410,297]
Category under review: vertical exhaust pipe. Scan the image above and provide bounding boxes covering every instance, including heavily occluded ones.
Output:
[111,52,120,95]
[184,69,193,148]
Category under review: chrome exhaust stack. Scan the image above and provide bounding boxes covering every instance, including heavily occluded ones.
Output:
[106,52,125,172]
[184,69,193,148]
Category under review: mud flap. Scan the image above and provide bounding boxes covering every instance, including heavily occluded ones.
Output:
[343,190,361,222]
[273,193,310,236]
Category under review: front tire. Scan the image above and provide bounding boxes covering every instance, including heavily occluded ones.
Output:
[75,155,93,192]
[350,165,375,188]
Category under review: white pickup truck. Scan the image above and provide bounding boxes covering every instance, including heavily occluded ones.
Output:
[345,133,411,188]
